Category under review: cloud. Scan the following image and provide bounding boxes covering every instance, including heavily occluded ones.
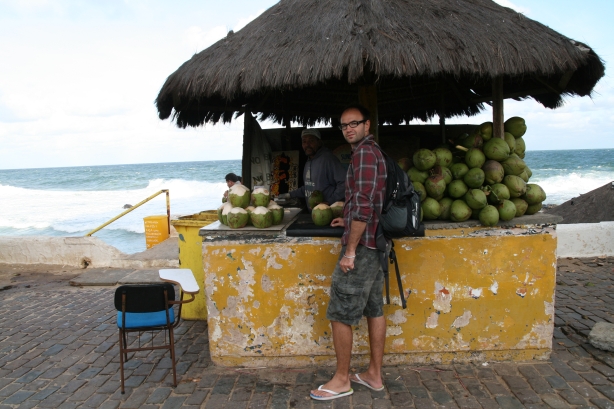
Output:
[492,0,530,14]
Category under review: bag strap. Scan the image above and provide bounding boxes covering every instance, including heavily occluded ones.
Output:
[388,241,408,309]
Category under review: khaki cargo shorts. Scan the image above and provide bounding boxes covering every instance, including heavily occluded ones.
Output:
[326,244,384,326]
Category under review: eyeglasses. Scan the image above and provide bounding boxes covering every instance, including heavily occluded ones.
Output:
[338,119,367,131]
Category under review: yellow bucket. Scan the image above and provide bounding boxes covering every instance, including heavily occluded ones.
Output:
[143,215,170,249]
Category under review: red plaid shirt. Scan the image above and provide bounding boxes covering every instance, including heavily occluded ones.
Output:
[341,135,387,249]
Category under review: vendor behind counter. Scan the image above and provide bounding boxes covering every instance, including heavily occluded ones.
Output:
[278,129,346,210]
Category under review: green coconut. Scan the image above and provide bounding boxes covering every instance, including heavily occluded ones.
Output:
[483,138,510,161]
[478,122,493,141]
[433,148,453,168]
[525,202,542,215]
[525,166,533,179]
[465,148,486,169]
[459,134,483,149]
[425,174,447,201]
[523,184,547,205]
[463,168,485,189]
[482,160,505,185]
[330,201,344,218]
[511,198,528,217]
[479,205,500,226]
[497,199,517,221]
[438,197,453,220]
[464,189,488,210]
[245,206,255,225]
[518,170,529,182]
[268,204,284,225]
[446,179,469,199]
[503,175,527,198]
[407,167,429,184]
[220,203,233,226]
[450,200,472,222]
[250,206,273,228]
[227,207,249,229]
[437,166,453,185]
[307,190,324,209]
[515,137,526,158]
[504,116,527,138]
[412,149,437,171]
[397,158,412,171]
[312,203,334,226]
[267,200,278,209]
[414,181,427,202]
[488,183,510,205]
[251,187,271,207]
[228,184,251,208]
[422,197,442,220]
[504,132,516,154]
[502,155,527,176]
[450,162,469,180]
[217,203,225,224]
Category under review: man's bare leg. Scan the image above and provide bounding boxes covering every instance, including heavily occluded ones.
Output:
[351,315,386,389]
[310,320,353,398]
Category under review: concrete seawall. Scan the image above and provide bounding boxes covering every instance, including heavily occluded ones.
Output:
[0,236,179,269]
[0,221,612,268]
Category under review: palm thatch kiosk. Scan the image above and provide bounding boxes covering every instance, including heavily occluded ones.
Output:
[157,0,605,367]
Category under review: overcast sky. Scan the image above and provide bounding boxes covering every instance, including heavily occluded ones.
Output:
[0,0,612,170]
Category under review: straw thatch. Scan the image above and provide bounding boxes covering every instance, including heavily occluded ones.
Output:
[156,0,605,127]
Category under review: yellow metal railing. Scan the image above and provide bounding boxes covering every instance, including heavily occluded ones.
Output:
[85,190,170,237]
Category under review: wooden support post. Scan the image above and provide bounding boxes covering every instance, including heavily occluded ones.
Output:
[359,85,378,143]
[439,86,446,144]
[283,117,292,150]
[492,77,504,139]
[242,110,253,189]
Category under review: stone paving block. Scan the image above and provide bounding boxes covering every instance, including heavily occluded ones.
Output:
[590,398,614,409]
[3,390,35,405]
[245,392,268,409]
[452,396,481,408]
[160,396,187,409]
[389,391,412,406]
[545,375,570,389]
[579,371,609,385]
[412,398,437,408]
[483,381,512,396]
[406,386,428,399]
[593,363,614,377]
[495,395,525,409]
[540,394,571,409]
[569,381,601,398]
[512,388,542,404]
[594,384,614,400]
[146,386,171,404]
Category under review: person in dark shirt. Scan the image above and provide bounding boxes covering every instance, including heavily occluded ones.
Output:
[278,129,346,209]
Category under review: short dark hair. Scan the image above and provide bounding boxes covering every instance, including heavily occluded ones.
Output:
[341,104,370,121]
[225,173,239,183]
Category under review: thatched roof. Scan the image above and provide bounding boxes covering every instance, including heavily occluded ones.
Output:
[156,0,605,128]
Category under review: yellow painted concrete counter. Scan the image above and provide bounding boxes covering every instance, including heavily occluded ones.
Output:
[199,214,562,367]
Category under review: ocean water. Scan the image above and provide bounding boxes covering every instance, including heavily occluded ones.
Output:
[1,150,612,254]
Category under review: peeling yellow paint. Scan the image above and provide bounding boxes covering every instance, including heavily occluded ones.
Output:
[201,225,557,367]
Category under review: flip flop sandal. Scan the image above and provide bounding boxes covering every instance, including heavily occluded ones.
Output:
[310,385,354,401]
[350,373,385,391]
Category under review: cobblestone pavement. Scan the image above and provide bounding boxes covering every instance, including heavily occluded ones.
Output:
[0,258,613,409]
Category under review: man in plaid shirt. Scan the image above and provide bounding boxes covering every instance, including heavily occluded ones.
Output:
[310,105,387,401]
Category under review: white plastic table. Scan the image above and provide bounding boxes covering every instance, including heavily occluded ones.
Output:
[159,269,200,294]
